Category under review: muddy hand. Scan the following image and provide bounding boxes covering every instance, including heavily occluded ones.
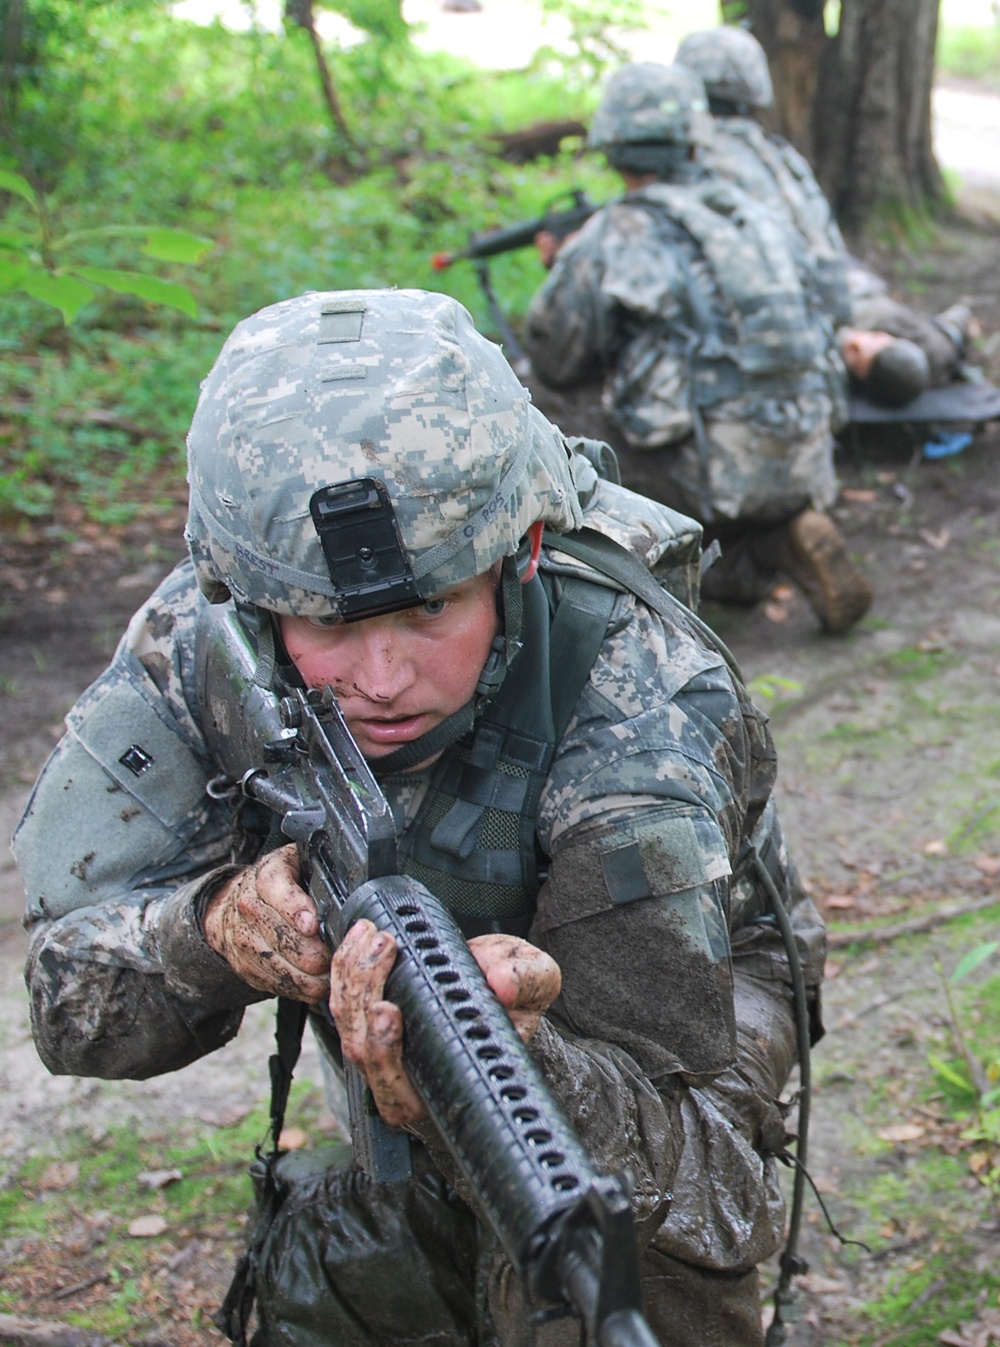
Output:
[202,843,330,1003]
[329,924,562,1128]
[467,933,561,1043]
[330,919,424,1127]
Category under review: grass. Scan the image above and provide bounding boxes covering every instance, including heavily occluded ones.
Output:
[0,1077,337,1338]
[801,908,1000,1343]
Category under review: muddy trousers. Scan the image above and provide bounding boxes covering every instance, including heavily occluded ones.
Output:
[247,1142,765,1347]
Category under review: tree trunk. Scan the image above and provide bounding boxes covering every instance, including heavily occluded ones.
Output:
[728,0,946,230]
[284,0,358,160]
[0,0,27,129]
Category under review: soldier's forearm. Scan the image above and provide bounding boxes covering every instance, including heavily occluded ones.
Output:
[24,872,265,1079]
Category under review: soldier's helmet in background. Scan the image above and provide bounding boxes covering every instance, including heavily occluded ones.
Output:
[185,288,583,619]
[588,62,712,153]
[865,339,931,408]
[675,27,774,111]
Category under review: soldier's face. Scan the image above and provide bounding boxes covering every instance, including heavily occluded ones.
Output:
[279,570,501,761]
[841,328,896,379]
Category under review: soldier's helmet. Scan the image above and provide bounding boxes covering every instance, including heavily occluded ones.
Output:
[185,288,583,620]
[588,62,711,154]
[675,28,774,111]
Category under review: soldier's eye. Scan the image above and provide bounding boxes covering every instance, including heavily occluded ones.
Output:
[421,598,447,616]
[305,613,342,629]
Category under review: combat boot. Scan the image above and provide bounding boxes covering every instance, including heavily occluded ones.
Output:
[752,509,873,634]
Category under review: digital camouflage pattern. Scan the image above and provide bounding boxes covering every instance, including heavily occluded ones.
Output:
[18,547,824,1338]
[16,287,826,1346]
[699,118,852,327]
[675,27,774,109]
[186,289,584,617]
[588,61,712,151]
[524,180,842,521]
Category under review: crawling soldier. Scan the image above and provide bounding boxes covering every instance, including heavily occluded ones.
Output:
[16,288,825,1347]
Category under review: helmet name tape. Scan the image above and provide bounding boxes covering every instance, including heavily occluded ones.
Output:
[309,478,421,622]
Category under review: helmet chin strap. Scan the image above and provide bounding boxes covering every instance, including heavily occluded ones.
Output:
[369,700,478,776]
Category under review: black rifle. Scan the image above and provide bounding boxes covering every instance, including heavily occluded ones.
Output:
[431,190,599,370]
[197,602,661,1347]
[431,188,597,272]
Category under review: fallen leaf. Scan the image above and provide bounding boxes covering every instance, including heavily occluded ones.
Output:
[919,527,951,550]
[877,1123,925,1143]
[823,960,842,979]
[798,1273,847,1294]
[762,601,789,623]
[826,895,857,910]
[38,1161,79,1192]
[278,1126,310,1151]
[938,1332,973,1346]
[841,488,877,503]
[771,584,795,602]
[973,855,1000,877]
[923,839,948,856]
[198,1104,252,1128]
[40,588,68,605]
[138,1168,183,1190]
[128,1214,169,1238]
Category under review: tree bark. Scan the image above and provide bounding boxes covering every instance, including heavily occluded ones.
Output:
[728,0,946,230]
[0,0,27,129]
[284,0,358,159]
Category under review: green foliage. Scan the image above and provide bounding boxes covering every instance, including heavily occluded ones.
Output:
[0,0,169,183]
[534,0,652,84]
[0,3,614,530]
[928,949,1000,1209]
[937,22,1000,88]
[316,0,409,44]
[746,673,804,704]
[0,324,217,521]
[0,167,212,321]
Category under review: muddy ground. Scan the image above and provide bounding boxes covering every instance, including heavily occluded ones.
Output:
[1,206,999,1343]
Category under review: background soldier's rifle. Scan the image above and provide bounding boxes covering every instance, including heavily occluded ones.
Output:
[431,189,599,369]
[198,601,662,1347]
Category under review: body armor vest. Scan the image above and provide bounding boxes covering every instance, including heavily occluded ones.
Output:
[706,120,851,327]
[389,523,770,941]
[632,179,827,403]
[394,549,619,939]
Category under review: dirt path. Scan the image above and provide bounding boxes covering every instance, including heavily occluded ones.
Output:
[3,219,1000,1345]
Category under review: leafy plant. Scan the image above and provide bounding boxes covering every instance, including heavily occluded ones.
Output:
[535,0,651,84]
[0,167,213,322]
[929,942,1000,1209]
[0,5,604,532]
[314,0,409,44]
[747,672,804,703]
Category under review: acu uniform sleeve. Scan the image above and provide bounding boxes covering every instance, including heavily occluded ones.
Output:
[528,802,799,1273]
[516,601,815,1271]
[16,571,262,1081]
